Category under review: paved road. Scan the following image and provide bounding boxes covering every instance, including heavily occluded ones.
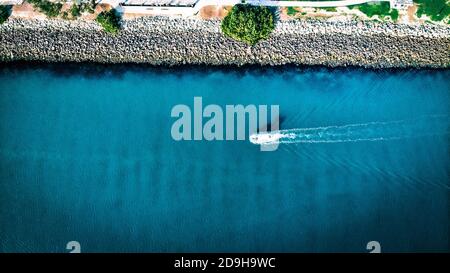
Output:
[116,0,391,16]
[195,0,390,9]
[256,0,391,7]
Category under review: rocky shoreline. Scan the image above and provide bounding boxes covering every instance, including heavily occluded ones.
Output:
[0,17,449,68]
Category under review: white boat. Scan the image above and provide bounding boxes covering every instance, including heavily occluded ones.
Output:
[249,132,284,145]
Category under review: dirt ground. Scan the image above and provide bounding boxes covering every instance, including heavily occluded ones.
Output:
[11,2,46,19]
[11,3,111,21]
[198,5,231,20]
[407,5,418,23]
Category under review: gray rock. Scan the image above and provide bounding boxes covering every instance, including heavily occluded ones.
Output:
[0,17,449,68]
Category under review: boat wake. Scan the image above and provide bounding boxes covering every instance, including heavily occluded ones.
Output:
[250,115,450,145]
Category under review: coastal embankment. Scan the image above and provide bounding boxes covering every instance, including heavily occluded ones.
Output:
[0,17,449,68]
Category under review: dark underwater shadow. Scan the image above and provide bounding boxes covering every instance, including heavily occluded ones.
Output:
[0,61,448,81]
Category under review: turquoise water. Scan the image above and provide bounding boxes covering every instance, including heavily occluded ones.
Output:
[0,64,449,252]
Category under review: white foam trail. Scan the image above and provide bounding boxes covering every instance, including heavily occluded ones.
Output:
[250,115,450,145]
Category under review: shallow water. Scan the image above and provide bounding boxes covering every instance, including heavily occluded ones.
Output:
[0,64,449,252]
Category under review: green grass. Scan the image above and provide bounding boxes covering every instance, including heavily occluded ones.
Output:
[221,4,275,45]
[0,5,11,24]
[414,0,450,21]
[349,2,399,21]
[96,9,121,34]
[28,0,62,18]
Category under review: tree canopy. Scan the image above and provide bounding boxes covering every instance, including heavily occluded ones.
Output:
[221,4,275,46]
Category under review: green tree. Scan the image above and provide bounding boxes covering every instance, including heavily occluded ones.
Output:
[221,4,275,45]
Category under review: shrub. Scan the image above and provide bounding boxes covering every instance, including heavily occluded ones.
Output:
[286,7,298,16]
[390,9,399,21]
[96,9,121,34]
[70,4,81,18]
[61,11,69,20]
[83,1,96,14]
[221,4,275,45]
[414,0,450,21]
[78,0,96,14]
[28,0,62,18]
[64,1,96,20]
[321,7,337,12]
[0,5,11,24]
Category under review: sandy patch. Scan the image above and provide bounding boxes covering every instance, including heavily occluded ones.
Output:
[199,5,231,20]
[280,7,292,21]
[96,3,112,13]
[10,3,108,21]
[407,5,417,23]
[11,3,46,19]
